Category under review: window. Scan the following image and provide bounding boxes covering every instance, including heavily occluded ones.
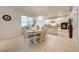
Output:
[21,16,33,27]
[36,19,44,28]
[27,17,33,26]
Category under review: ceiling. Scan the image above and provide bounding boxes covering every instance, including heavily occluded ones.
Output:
[11,6,72,17]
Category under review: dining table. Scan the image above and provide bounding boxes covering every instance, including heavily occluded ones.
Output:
[26,29,42,43]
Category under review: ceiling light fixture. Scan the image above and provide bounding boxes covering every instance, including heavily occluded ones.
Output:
[37,16,43,20]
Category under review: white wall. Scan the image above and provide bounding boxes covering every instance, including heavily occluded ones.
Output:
[78,7,79,47]
[69,7,78,47]
[0,7,23,39]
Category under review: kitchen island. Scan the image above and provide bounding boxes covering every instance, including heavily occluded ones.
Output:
[44,23,60,35]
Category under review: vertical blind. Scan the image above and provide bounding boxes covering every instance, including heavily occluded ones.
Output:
[21,16,33,27]
[21,16,44,28]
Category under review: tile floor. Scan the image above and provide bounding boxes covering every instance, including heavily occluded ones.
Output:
[0,31,79,52]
